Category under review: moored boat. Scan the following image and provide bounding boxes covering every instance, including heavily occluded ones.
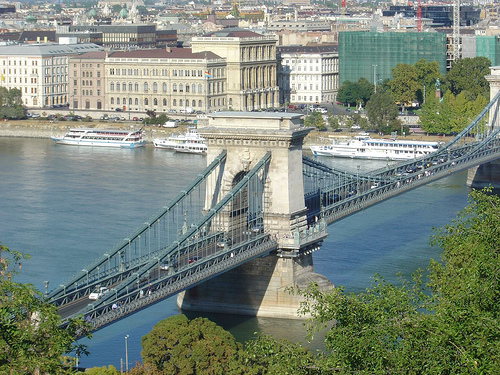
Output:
[153,126,207,154]
[51,128,145,148]
[310,135,443,160]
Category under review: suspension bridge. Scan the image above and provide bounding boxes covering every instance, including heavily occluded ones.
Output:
[48,80,500,332]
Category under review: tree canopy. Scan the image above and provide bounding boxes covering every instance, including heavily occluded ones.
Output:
[365,92,402,134]
[0,244,90,374]
[389,63,420,108]
[418,90,488,134]
[337,78,373,107]
[140,315,244,374]
[304,111,326,131]
[445,57,491,101]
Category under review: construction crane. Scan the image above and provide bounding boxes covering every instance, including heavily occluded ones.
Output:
[453,0,461,61]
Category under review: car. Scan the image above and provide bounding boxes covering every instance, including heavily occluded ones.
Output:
[31,113,40,118]
[132,117,139,121]
[89,286,109,300]
[251,223,264,233]
[188,256,200,264]
[115,108,123,112]
[216,237,233,248]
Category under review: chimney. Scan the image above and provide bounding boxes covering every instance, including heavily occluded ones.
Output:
[166,46,171,52]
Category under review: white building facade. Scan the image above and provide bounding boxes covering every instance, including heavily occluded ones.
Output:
[278,44,339,105]
[0,43,103,109]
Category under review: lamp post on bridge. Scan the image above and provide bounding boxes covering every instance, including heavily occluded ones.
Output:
[44,281,49,296]
[124,335,129,373]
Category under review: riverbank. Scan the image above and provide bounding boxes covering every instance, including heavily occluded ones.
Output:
[0,120,183,142]
[0,120,451,145]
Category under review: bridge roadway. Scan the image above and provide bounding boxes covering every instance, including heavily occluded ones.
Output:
[52,90,500,330]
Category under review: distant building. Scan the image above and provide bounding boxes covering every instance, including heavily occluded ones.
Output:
[70,48,227,113]
[191,27,279,111]
[0,43,103,108]
[339,31,446,87]
[57,24,163,50]
[278,44,338,105]
[69,51,107,110]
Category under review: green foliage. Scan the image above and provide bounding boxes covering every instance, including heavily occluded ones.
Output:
[84,365,120,374]
[0,244,91,375]
[0,87,25,119]
[142,113,170,126]
[365,92,401,134]
[243,333,318,375]
[337,78,373,107]
[327,115,339,130]
[414,59,444,104]
[292,188,500,374]
[419,90,488,134]
[389,63,420,108]
[428,187,500,373]
[140,315,244,374]
[445,57,491,100]
[304,111,326,131]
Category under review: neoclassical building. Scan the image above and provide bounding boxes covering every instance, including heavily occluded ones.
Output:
[191,28,279,111]
[103,48,226,113]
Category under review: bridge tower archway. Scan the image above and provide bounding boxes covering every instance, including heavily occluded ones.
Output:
[177,112,333,318]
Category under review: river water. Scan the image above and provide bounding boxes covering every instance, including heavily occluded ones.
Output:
[0,137,470,369]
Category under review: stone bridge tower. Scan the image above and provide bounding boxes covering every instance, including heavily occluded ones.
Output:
[467,66,500,188]
[176,112,333,318]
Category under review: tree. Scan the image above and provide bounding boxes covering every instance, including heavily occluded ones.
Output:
[304,111,326,131]
[140,315,244,374]
[365,92,401,134]
[413,59,444,105]
[0,244,91,374]
[327,114,340,130]
[419,90,488,134]
[428,187,500,373]
[84,365,120,374]
[445,57,491,101]
[243,333,319,374]
[293,188,500,374]
[389,63,420,109]
[337,78,373,107]
[0,87,25,119]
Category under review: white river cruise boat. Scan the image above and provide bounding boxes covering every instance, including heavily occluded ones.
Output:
[153,127,207,154]
[51,128,146,148]
[310,135,442,161]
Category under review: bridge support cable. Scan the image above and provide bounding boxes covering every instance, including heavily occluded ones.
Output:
[60,152,273,327]
[49,151,227,306]
[303,90,500,224]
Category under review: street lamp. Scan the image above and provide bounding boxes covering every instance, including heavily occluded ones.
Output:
[124,335,129,373]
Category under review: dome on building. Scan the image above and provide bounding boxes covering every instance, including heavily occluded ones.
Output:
[25,15,36,23]
[88,8,97,18]
[118,7,128,19]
